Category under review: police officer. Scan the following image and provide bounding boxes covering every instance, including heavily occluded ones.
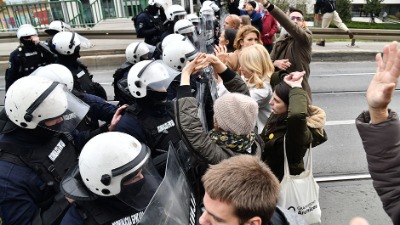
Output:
[113,42,153,105]
[114,60,181,174]
[161,4,187,40]
[135,0,166,46]
[0,76,90,224]
[60,132,162,225]
[5,24,54,91]
[31,64,119,133]
[51,31,107,100]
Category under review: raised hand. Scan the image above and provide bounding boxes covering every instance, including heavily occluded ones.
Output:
[366,41,400,124]
[284,71,304,88]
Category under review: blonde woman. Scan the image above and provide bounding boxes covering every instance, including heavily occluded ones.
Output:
[214,25,262,73]
[218,44,274,134]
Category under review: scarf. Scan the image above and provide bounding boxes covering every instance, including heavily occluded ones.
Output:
[210,129,256,154]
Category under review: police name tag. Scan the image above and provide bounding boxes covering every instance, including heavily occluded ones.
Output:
[77,70,86,78]
[48,140,66,162]
[157,120,175,133]
[25,51,38,57]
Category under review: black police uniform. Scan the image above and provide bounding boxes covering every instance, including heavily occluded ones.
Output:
[135,6,166,46]
[0,116,78,225]
[5,44,54,91]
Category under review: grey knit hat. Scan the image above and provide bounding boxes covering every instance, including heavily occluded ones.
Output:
[214,93,258,135]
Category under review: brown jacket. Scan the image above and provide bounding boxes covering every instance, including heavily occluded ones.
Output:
[269,4,313,99]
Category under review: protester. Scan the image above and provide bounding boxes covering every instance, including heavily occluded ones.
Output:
[200,154,306,224]
[262,1,313,100]
[5,24,54,91]
[356,41,400,225]
[261,5,278,53]
[228,0,262,31]
[223,14,241,30]
[217,28,237,53]
[314,0,354,46]
[239,14,251,27]
[176,53,263,166]
[215,25,262,73]
[218,44,274,134]
[260,71,326,181]
[60,132,162,225]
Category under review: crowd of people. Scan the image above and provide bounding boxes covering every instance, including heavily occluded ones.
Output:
[0,0,399,224]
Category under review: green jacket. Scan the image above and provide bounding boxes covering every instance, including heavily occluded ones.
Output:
[261,87,314,181]
[175,67,263,165]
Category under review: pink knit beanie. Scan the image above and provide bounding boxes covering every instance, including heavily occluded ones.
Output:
[214,93,258,135]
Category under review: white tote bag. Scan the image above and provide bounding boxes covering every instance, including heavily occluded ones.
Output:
[277,136,321,224]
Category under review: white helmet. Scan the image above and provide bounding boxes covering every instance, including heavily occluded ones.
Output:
[166,5,187,21]
[202,0,220,12]
[125,42,150,65]
[30,64,74,91]
[200,4,214,16]
[186,14,200,24]
[162,40,198,72]
[161,33,187,51]
[79,132,150,196]
[127,60,178,98]
[51,31,81,55]
[5,76,89,132]
[174,19,195,34]
[16,24,37,39]
[148,0,164,6]
[45,20,71,35]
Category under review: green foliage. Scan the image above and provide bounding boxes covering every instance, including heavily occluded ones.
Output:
[336,0,352,23]
[334,21,400,29]
[363,0,384,23]
[270,0,290,12]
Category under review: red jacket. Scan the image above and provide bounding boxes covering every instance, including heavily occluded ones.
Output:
[261,11,278,45]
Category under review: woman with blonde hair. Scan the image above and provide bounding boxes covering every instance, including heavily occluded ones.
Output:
[214,25,262,72]
[218,44,274,133]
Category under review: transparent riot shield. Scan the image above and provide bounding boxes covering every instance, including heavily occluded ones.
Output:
[200,13,215,54]
[138,142,200,225]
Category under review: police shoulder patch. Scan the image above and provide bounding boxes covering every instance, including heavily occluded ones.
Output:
[139,23,144,29]
[8,62,11,69]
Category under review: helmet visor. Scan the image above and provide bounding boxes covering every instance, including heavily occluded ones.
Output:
[146,60,180,92]
[38,86,89,133]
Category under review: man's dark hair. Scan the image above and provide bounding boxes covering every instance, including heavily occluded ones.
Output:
[289,7,304,16]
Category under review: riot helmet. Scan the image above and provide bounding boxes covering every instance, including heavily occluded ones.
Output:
[127,60,179,98]
[200,5,215,17]
[125,42,152,65]
[202,0,220,12]
[162,40,198,72]
[5,76,89,133]
[45,20,71,36]
[174,19,199,48]
[16,24,38,40]
[161,33,188,51]
[79,132,160,210]
[148,0,164,7]
[51,31,81,56]
[186,14,202,35]
[166,5,187,22]
[30,64,74,91]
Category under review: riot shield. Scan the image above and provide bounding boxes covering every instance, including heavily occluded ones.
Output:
[199,11,215,54]
[138,143,200,225]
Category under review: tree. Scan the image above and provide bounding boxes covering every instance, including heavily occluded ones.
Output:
[363,0,384,23]
[336,0,352,23]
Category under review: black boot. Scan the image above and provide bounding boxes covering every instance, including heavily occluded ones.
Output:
[316,40,325,47]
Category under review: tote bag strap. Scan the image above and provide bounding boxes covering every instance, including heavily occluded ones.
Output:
[283,134,313,177]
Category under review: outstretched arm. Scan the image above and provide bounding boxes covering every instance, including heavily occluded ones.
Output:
[367,41,400,124]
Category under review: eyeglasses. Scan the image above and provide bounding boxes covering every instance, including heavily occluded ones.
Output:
[290,16,304,22]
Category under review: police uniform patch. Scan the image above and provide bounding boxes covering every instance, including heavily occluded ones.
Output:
[139,23,144,29]
[8,62,11,69]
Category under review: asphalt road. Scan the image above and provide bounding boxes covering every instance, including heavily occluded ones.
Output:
[0,61,394,224]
